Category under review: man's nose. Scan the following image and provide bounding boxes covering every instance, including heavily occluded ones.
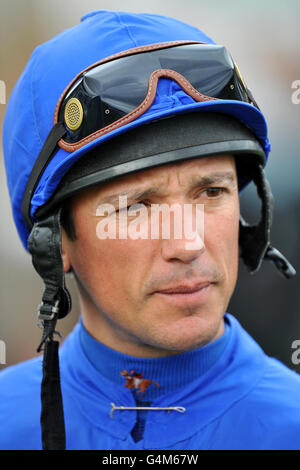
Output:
[159,203,205,263]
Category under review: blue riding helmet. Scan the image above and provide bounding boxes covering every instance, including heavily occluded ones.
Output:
[3,9,271,250]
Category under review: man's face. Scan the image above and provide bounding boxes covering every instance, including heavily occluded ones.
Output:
[62,154,240,357]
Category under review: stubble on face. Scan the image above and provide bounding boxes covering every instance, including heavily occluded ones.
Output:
[63,154,240,357]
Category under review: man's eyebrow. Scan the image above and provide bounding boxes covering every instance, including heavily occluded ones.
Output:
[188,171,236,187]
[98,187,161,206]
[98,171,236,205]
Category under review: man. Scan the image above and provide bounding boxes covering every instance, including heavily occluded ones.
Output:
[1,10,299,451]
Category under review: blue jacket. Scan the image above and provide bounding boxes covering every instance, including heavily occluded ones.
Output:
[1,313,300,450]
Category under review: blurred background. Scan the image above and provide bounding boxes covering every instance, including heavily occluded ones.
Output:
[0,0,299,373]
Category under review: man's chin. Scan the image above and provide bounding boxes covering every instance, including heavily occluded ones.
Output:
[139,314,225,355]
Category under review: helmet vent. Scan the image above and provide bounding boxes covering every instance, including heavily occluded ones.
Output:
[64,98,83,130]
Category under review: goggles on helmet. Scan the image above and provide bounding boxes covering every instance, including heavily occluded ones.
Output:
[57,41,255,150]
[21,40,258,230]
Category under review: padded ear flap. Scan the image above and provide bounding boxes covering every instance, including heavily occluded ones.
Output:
[28,208,72,322]
[239,163,273,273]
[239,164,296,279]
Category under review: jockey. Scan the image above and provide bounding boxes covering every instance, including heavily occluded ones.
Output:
[1,10,299,451]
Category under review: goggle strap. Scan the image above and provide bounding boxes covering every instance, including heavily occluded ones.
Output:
[246,87,260,110]
[21,122,66,231]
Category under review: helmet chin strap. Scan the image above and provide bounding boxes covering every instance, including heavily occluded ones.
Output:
[28,208,71,450]
[239,163,296,279]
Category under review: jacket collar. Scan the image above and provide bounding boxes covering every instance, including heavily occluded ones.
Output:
[59,313,267,448]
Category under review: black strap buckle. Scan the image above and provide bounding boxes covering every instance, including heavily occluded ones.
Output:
[38,300,60,321]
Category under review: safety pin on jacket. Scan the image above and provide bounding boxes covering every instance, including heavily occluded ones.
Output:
[110,402,186,419]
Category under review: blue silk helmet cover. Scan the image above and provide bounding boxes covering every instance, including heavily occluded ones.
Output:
[2,10,270,250]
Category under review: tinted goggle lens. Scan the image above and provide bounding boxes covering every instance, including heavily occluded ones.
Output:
[58,43,250,145]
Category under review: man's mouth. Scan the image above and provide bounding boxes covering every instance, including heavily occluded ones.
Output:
[154,281,213,305]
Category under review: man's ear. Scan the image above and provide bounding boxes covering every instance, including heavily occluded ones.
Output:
[61,227,72,273]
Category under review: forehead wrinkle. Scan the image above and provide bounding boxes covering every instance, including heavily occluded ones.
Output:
[97,170,236,206]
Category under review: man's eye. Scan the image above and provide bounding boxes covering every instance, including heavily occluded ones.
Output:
[117,201,149,213]
[116,206,129,213]
[201,187,227,198]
